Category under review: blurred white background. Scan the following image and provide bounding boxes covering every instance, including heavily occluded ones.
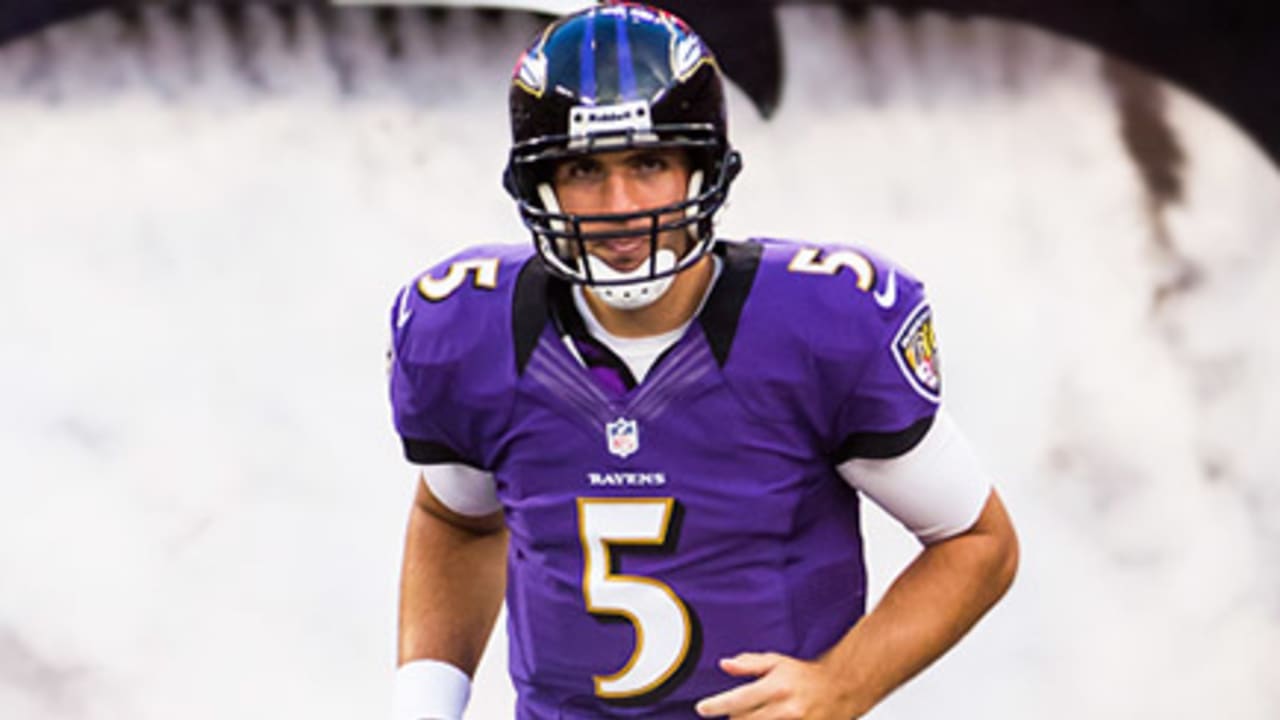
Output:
[1,3,1277,718]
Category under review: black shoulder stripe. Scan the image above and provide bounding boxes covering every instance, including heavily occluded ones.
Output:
[403,437,472,465]
[832,414,935,463]
[512,255,553,376]
[699,239,764,367]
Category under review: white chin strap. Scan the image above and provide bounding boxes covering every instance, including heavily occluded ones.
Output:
[585,249,677,310]
[535,168,705,311]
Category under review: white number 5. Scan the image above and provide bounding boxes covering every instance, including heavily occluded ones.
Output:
[577,498,692,699]
[417,258,499,301]
[787,247,875,291]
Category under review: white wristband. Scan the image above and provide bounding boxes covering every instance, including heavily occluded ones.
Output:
[392,659,471,720]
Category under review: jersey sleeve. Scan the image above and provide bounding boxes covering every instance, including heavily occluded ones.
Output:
[826,254,943,462]
[388,282,475,467]
[387,247,523,469]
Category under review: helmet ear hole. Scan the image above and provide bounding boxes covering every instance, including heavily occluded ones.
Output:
[502,166,520,200]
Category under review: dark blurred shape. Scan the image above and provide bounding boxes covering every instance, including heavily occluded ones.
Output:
[1104,57,1184,213]
[660,0,783,118]
[659,0,1280,166]
[889,0,1280,168]
[0,0,103,44]
[1,1,1278,165]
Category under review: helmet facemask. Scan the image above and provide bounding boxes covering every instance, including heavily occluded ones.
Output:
[510,128,738,308]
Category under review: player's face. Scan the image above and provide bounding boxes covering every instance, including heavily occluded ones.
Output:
[552,148,692,273]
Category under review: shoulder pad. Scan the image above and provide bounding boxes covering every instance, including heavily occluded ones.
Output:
[753,237,927,344]
[390,244,534,366]
[737,238,941,452]
[386,244,534,468]
[752,237,937,401]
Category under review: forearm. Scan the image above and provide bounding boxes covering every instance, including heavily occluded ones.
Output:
[398,479,507,674]
[823,491,1018,716]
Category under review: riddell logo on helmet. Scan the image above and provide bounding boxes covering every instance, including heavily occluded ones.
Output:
[569,99,655,141]
[588,109,633,123]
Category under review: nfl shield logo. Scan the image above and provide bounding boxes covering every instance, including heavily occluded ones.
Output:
[606,417,640,459]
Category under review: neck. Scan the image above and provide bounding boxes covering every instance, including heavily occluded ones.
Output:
[582,255,713,338]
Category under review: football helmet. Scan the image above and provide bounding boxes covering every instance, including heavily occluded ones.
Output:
[504,2,742,308]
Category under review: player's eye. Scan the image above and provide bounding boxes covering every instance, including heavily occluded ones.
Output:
[631,152,669,174]
[557,158,603,183]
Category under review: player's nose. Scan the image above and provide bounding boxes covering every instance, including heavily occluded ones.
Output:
[600,171,642,218]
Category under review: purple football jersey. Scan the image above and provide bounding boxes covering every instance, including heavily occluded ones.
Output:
[389,238,940,718]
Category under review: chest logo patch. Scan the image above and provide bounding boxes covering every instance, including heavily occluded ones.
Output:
[606,417,640,459]
[892,301,942,403]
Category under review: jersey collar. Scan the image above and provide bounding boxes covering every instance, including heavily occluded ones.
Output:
[512,239,763,376]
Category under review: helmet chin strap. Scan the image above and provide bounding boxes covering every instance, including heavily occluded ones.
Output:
[584,249,677,310]
[535,169,705,312]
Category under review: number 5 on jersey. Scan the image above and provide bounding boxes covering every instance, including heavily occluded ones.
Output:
[417,258,499,301]
[787,247,874,291]
[577,498,692,699]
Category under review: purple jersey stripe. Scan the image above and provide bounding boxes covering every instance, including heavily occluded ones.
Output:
[631,349,716,420]
[540,336,616,407]
[526,361,613,431]
[628,336,702,408]
[530,354,611,417]
[528,337,624,427]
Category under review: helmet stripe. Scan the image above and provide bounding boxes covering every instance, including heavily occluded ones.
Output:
[614,13,638,99]
[579,12,597,103]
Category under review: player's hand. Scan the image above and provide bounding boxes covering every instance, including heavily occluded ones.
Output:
[693,651,859,719]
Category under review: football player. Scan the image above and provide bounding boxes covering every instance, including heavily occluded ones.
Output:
[389,4,1018,719]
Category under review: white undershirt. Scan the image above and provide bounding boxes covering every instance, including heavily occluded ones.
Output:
[836,409,992,544]
[570,255,722,382]
[571,289,688,382]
